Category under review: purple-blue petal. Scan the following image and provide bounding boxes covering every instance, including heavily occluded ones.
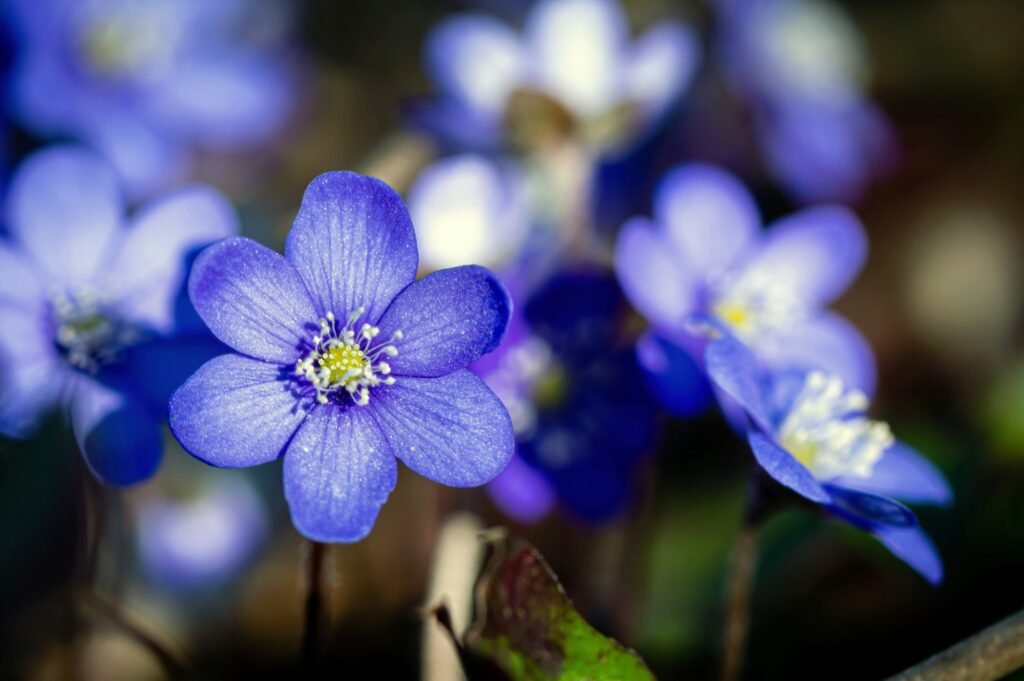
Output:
[704,335,772,431]
[874,525,944,585]
[748,432,831,503]
[6,146,122,285]
[760,312,877,397]
[377,265,511,378]
[70,376,162,486]
[0,243,44,310]
[169,353,308,468]
[372,370,514,487]
[823,484,917,530]
[284,172,418,324]
[614,216,697,333]
[654,163,760,281]
[487,454,557,524]
[625,22,699,122]
[0,304,65,438]
[740,205,867,307]
[188,237,318,364]
[636,331,713,418]
[832,441,953,507]
[283,404,397,543]
[108,185,239,334]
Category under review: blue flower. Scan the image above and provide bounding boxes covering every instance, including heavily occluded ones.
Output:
[476,269,656,523]
[420,0,698,153]
[0,146,238,484]
[614,163,876,414]
[5,0,294,196]
[168,171,515,543]
[706,335,952,583]
[715,0,896,203]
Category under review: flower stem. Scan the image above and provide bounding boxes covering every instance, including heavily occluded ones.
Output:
[80,590,189,677]
[302,540,328,670]
[885,608,1024,681]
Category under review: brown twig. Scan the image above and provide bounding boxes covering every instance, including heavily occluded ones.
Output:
[886,608,1024,681]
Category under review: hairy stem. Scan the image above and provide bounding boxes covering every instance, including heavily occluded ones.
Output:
[302,540,328,670]
[886,608,1024,681]
[720,521,758,681]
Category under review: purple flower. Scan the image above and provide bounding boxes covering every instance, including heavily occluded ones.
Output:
[420,0,698,153]
[705,335,952,583]
[168,172,515,543]
[6,0,294,196]
[0,146,238,484]
[136,475,268,590]
[715,0,896,203]
[614,163,876,414]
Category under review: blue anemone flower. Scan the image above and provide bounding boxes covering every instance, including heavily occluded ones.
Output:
[0,146,238,484]
[476,269,656,524]
[614,163,876,415]
[6,0,294,196]
[706,335,952,584]
[715,0,896,203]
[168,171,515,543]
[420,0,698,154]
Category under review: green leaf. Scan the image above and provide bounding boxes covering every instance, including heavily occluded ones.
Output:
[462,533,657,681]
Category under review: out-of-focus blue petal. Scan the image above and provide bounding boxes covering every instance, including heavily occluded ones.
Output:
[748,432,830,503]
[407,154,530,270]
[137,476,268,589]
[109,185,238,334]
[283,404,397,543]
[654,163,760,282]
[188,237,317,363]
[625,22,699,123]
[0,243,44,310]
[152,51,293,149]
[833,441,953,507]
[70,376,162,486]
[823,483,917,530]
[740,205,867,307]
[6,146,121,285]
[0,305,65,438]
[169,353,307,468]
[378,265,511,378]
[704,335,772,431]
[614,216,697,333]
[285,171,418,324]
[524,0,628,116]
[372,370,514,487]
[122,335,229,409]
[636,331,713,417]
[760,312,877,396]
[487,454,557,524]
[425,14,525,119]
[874,524,944,585]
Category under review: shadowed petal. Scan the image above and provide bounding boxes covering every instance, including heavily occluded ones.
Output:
[655,164,760,282]
[614,216,697,333]
[824,484,917,530]
[740,205,867,307]
[70,376,162,486]
[285,172,418,324]
[636,331,713,417]
[425,14,525,118]
[625,22,699,121]
[373,370,514,487]
[749,432,830,503]
[704,335,772,431]
[378,265,511,378]
[487,455,557,524]
[761,312,877,396]
[525,0,628,116]
[833,441,952,507]
[283,405,397,543]
[169,353,308,468]
[874,525,943,585]
[189,237,318,363]
[110,186,239,333]
[6,146,121,285]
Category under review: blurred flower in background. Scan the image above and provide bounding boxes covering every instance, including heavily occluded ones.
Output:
[5,0,296,195]
[715,0,896,203]
[0,145,236,484]
[419,0,698,156]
